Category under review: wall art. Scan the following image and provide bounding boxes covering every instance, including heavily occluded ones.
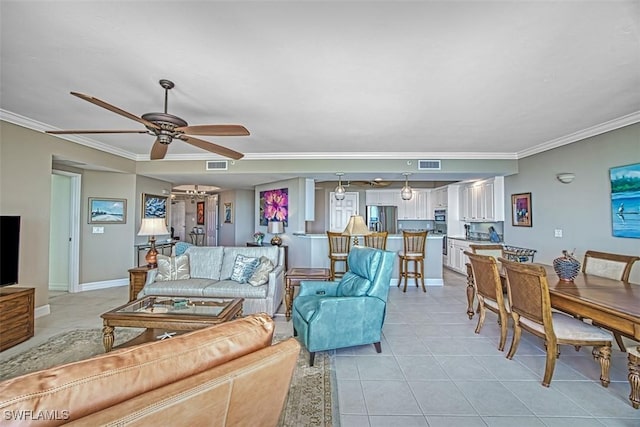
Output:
[223,202,233,224]
[610,162,640,239]
[88,198,126,224]
[196,201,205,225]
[142,193,167,223]
[259,188,288,226]
[511,192,532,227]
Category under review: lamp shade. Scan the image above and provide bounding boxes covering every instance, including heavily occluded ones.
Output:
[137,218,169,237]
[342,215,371,237]
[268,221,284,234]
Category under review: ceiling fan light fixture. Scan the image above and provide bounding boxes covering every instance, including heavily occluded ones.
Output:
[401,172,413,200]
[334,173,346,201]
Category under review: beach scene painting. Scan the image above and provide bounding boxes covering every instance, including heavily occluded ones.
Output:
[89,198,126,224]
[610,162,640,239]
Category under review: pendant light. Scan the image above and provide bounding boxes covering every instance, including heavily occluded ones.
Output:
[401,172,413,200]
[334,173,346,201]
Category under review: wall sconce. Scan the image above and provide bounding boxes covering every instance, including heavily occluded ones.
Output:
[556,173,575,184]
[268,221,284,246]
[400,172,413,200]
[334,172,346,201]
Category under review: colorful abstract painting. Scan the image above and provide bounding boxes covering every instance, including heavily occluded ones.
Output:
[610,162,640,239]
[260,188,288,226]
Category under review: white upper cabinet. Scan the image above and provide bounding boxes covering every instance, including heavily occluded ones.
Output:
[397,189,429,219]
[458,177,504,222]
[365,190,396,206]
[432,186,448,208]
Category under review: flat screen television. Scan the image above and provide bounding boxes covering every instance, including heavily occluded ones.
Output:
[1,216,21,286]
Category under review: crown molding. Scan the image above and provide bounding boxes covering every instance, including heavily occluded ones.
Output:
[517,111,640,159]
[4,108,639,162]
[0,109,138,160]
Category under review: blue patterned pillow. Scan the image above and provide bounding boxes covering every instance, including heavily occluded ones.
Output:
[230,255,260,283]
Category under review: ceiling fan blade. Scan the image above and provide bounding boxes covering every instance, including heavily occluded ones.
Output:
[70,92,159,130]
[46,129,148,135]
[180,135,244,160]
[150,139,168,160]
[176,125,250,136]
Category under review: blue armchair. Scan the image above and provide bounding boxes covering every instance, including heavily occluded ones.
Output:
[292,246,395,365]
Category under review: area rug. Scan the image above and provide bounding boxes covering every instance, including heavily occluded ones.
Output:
[0,329,337,427]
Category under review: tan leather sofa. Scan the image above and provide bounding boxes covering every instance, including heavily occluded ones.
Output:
[0,314,300,426]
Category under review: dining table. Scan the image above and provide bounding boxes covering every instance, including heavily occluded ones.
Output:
[465,262,640,409]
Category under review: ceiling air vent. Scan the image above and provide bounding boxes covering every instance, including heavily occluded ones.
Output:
[206,160,228,171]
[417,160,441,171]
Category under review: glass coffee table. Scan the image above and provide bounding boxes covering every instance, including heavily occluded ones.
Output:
[100,296,244,352]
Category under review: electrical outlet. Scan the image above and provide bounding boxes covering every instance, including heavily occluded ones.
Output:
[92,226,104,234]
[554,229,563,238]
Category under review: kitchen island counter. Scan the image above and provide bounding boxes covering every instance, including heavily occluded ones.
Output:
[290,233,443,286]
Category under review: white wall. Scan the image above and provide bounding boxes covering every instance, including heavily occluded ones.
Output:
[504,123,640,283]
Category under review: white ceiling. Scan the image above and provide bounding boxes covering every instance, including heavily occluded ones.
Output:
[1,1,639,189]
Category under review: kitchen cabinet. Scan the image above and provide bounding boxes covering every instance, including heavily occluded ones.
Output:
[459,177,504,222]
[397,189,429,220]
[449,239,471,273]
[432,186,448,208]
[365,190,396,206]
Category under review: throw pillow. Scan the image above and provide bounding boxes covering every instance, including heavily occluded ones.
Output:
[156,254,191,281]
[230,254,260,284]
[248,256,275,286]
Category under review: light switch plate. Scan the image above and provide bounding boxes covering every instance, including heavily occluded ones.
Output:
[92,226,104,234]
[554,229,563,238]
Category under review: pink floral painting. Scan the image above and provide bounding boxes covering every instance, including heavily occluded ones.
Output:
[260,188,288,226]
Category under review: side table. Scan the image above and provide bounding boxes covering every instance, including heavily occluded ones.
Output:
[128,266,152,302]
[284,267,331,320]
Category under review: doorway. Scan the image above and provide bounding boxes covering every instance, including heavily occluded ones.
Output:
[329,192,359,232]
[49,170,80,294]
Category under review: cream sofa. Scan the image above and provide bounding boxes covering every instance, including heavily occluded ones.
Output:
[138,245,285,316]
[0,314,300,427]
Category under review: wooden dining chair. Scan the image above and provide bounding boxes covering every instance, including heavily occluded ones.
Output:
[498,257,612,388]
[326,231,351,281]
[364,231,388,250]
[469,244,505,260]
[581,250,640,351]
[397,230,428,293]
[464,251,510,351]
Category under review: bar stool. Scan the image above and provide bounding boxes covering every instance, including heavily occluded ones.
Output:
[364,231,388,250]
[327,231,351,281]
[397,230,428,292]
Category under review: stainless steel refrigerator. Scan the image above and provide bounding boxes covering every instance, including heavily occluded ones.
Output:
[366,205,397,234]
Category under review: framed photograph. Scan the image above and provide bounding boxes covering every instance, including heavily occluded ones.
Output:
[511,192,532,227]
[259,187,289,226]
[223,202,233,224]
[610,162,640,239]
[142,193,168,223]
[196,201,205,225]
[88,198,127,224]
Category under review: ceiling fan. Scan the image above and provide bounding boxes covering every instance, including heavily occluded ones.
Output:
[46,79,249,160]
[349,179,392,188]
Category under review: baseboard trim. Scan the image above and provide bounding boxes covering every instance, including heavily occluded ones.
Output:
[79,278,128,292]
[35,304,51,319]
[390,278,443,287]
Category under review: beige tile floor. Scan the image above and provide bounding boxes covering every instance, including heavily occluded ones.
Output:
[2,269,639,426]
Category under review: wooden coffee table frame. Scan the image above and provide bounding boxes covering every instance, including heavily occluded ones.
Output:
[101,296,243,352]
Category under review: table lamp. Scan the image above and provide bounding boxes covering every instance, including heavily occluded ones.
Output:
[268,221,285,246]
[138,218,170,268]
[342,214,371,246]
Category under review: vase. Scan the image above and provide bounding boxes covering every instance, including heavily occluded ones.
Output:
[553,253,581,282]
[255,236,263,245]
